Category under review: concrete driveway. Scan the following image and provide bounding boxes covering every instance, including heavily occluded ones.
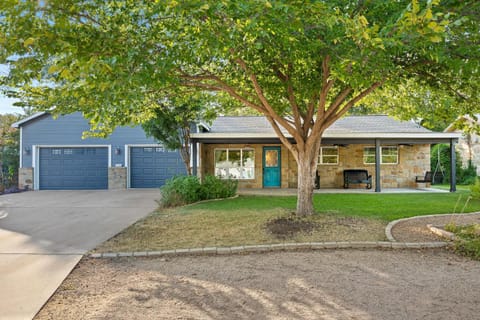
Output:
[0,189,160,320]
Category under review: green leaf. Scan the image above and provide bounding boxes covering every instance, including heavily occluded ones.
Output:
[23,37,35,48]
[47,65,62,74]
[429,35,442,43]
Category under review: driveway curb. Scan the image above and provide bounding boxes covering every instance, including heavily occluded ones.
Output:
[88,241,450,259]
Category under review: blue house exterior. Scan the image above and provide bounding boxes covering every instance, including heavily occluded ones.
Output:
[13,112,186,190]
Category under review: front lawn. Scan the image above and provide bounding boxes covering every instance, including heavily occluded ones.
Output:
[94,192,480,253]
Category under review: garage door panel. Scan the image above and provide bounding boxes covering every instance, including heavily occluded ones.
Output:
[130,147,186,188]
[39,147,108,190]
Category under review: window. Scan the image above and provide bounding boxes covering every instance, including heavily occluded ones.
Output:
[363,146,398,164]
[214,149,255,179]
[52,149,62,155]
[318,147,338,165]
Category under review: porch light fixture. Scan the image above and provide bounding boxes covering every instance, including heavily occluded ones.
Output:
[115,147,122,155]
[23,146,31,155]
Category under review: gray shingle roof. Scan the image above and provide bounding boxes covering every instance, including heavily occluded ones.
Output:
[208,115,432,134]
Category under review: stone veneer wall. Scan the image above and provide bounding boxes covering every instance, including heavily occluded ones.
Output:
[18,167,34,190]
[201,143,431,189]
[108,167,127,190]
[315,144,431,189]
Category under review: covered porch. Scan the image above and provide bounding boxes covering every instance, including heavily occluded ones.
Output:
[191,116,461,193]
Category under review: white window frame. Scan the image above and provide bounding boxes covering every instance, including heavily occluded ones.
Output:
[318,146,339,165]
[214,148,255,180]
[363,146,399,165]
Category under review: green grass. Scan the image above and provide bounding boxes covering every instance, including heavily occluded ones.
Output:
[93,191,480,253]
[193,192,480,221]
[431,184,472,192]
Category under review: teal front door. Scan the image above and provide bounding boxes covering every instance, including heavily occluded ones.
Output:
[263,146,281,188]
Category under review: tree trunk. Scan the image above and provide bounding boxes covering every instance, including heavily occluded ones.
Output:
[180,126,192,175]
[295,141,320,216]
[296,158,316,216]
[180,147,192,175]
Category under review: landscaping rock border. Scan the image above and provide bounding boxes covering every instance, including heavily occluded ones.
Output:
[385,212,480,242]
[88,241,449,259]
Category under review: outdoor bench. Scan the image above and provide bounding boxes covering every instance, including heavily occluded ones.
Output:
[415,171,432,183]
[343,169,372,189]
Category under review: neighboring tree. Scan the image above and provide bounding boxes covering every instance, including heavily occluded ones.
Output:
[0,1,478,215]
[141,95,216,175]
[0,114,20,188]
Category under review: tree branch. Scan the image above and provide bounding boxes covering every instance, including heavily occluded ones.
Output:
[230,51,300,140]
[323,81,384,129]
[274,63,304,137]
[264,115,298,162]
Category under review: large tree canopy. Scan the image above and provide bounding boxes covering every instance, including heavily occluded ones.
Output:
[0,0,478,214]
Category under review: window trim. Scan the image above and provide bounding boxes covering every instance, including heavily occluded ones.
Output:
[363,146,399,165]
[214,148,255,180]
[318,146,339,165]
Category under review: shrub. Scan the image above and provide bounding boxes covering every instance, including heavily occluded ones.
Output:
[445,223,480,260]
[160,175,202,207]
[470,177,480,200]
[160,175,238,207]
[459,160,477,185]
[201,175,238,200]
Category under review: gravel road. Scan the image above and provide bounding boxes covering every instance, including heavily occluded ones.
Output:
[36,249,480,320]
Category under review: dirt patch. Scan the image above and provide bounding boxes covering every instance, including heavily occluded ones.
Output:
[265,216,318,239]
[264,215,372,240]
[35,250,480,320]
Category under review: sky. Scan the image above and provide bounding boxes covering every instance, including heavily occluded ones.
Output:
[0,95,23,115]
[0,64,24,115]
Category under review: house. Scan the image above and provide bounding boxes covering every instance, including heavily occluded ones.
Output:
[13,112,186,190]
[445,115,480,175]
[14,112,460,192]
[191,115,460,192]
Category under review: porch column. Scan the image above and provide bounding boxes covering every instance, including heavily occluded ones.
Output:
[192,140,198,177]
[375,139,381,192]
[450,138,456,192]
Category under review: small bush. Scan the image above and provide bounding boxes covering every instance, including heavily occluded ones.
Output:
[470,177,480,200]
[445,223,480,260]
[458,161,477,185]
[160,175,237,207]
[160,176,202,207]
[201,175,238,200]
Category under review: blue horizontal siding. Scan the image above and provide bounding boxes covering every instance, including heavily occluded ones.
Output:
[21,112,159,168]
